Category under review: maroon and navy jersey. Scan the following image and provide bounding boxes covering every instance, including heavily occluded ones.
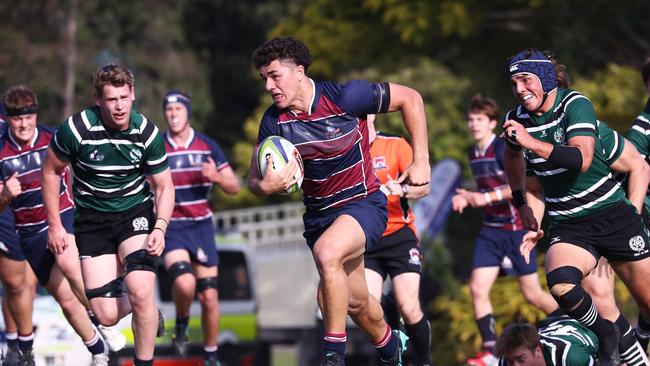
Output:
[258,79,389,211]
[468,135,523,231]
[165,129,230,227]
[0,126,74,234]
[0,118,16,233]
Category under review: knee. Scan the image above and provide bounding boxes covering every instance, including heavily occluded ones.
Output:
[93,307,120,326]
[546,266,583,299]
[173,276,196,296]
[126,284,154,309]
[397,299,422,323]
[469,279,489,299]
[313,245,343,277]
[197,290,218,311]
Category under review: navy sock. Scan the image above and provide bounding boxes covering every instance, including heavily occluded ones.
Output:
[134,357,153,366]
[18,332,34,353]
[405,316,432,364]
[84,331,106,355]
[476,314,497,352]
[6,332,18,349]
[175,315,189,334]
[374,325,397,361]
[204,344,218,360]
[323,331,346,358]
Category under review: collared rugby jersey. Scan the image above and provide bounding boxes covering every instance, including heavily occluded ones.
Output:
[50,106,169,212]
[370,131,416,236]
[0,125,74,234]
[504,88,625,222]
[469,135,523,231]
[257,79,389,211]
[164,128,230,227]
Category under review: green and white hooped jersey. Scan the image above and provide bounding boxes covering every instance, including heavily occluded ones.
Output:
[504,88,626,222]
[626,98,650,200]
[50,106,169,212]
[539,318,598,366]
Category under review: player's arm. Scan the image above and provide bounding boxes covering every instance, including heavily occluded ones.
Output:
[609,139,650,213]
[42,148,68,230]
[387,83,430,186]
[503,143,540,232]
[212,165,240,195]
[246,145,298,196]
[149,167,174,225]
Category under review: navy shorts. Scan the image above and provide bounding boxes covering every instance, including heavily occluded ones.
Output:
[0,209,23,261]
[472,226,537,276]
[20,209,75,286]
[164,219,219,267]
[365,226,422,280]
[303,190,388,251]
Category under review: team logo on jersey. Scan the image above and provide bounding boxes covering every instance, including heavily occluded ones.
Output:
[132,216,149,231]
[373,156,387,170]
[197,247,208,263]
[408,248,421,266]
[129,149,143,164]
[629,235,648,256]
[554,128,565,144]
[89,149,104,162]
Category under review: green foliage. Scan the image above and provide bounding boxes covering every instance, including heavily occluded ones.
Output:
[572,64,646,133]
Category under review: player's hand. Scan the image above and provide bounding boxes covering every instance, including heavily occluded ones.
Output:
[147,228,165,256]
[2,172,22,200]
[520,229,544,264]
[503,120,534,149]
[384,174,404,196]
[47,224,69,255]
[398,159,430,187]
[261,155,299,194]
[452,189,469,213]
[466,191,488,208]
[200,156,219,181]
[517,205,539,232]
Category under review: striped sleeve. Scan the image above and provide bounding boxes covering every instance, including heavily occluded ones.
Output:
[564,95,597,140]
[50,115,80,162]
[627,113,650,159]
[503,109,522,151]
[144,129,169,175]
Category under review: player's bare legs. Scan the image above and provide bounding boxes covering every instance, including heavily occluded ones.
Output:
[82,255,132,326]
[517,273,559,314]
[119,234,159,360]
[0,257,34,337]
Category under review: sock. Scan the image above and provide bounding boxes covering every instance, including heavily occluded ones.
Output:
[561,288,613,339]
[6,332,18,349]
[637,314,650,337]
[134,357,153,366]
[476,314,497,352]
[84,330,106,355]
[87,309,101,327]
[203,344,218,360]
[373,325,397,361]
[324,332,346,358]
[616,315,645,366]
[404,316,432,364]
[18,332,34,353]
[175,315,189,335]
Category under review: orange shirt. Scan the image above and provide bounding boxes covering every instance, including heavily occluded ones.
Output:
[370,132,416,236]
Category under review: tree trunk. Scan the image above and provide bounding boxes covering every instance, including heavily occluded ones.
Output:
[62,0,78,119]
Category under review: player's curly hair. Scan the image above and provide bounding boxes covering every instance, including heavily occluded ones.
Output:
[3,85,37,113]
[253,37,312,71]
[93,63,135,97]
[543,50,570,88]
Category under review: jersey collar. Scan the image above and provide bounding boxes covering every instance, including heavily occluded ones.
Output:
[166,127,195,149]
[290,78,318,117]
[8,126,39,151]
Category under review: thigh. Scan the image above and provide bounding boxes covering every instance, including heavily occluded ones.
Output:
[0,256,27,288]
[313,214,367,264]
[163,249,191,269]
[611,257,650,308]
[545,243,597,275]
[81,254,122,289]
[470,266,500,290]
[364,268,384,301]
[391,272,421,305]
[193,263,218,278]
[21,232,55,287]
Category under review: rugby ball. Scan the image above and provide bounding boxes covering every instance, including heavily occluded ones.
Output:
[257,135,304,194]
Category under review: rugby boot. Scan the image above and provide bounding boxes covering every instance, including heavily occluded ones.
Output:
[172,330,189,356]
[320,351,345,366]
[377,330,409,366]
[598,321,621,366]
[3,344,21,366]
[156,308,165,337]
